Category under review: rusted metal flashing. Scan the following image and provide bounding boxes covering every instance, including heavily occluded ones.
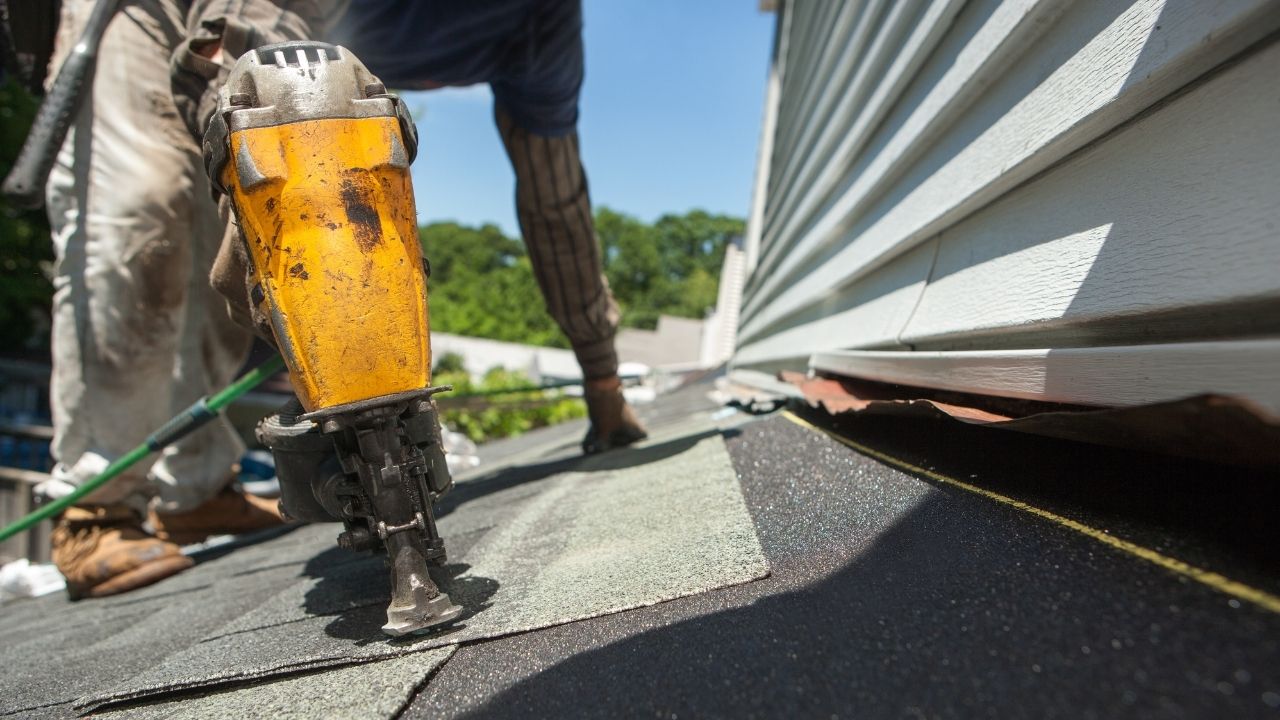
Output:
[782,371,1280,467]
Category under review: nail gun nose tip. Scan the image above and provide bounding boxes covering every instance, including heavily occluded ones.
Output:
[381,593,464,637]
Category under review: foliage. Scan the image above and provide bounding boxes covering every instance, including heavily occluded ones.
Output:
[421,207,744,341]
[421,222,569,348]
[595,207,743,329]
[433,364,586,443]
[431,351,467,375]
[0,78,53,350]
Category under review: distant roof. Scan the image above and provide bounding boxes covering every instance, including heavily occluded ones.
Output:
[431,332,581,381]
[616,315,706,369]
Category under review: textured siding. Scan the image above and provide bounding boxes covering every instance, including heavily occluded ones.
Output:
[733,0,1280,411]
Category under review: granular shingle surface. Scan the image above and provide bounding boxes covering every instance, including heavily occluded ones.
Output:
[1,385,767,717]
[83,415,766,711]
[3,383,1278,719]
[97,647,455,720]
[405,410,1280,719]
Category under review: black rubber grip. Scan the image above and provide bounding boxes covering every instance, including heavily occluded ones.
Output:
[1,50,93,209]
[2,0,120,209]
[146,399,217,451]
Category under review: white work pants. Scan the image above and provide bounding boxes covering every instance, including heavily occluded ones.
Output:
[43,0,252,513]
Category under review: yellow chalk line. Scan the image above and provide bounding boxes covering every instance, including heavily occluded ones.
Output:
[780,410,1280,615]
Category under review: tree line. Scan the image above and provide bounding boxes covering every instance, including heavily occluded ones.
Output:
[420,208,743,348]
[0,78,53,351]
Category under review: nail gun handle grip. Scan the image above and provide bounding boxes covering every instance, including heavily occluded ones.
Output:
[2,0,121,209]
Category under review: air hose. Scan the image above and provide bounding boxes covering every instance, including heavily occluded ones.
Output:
[0,355,285,543]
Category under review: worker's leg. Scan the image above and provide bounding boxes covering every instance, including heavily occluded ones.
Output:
[148,215,284,539]
[494,109,621,380]
[44,0,208,512]
[148,254,284,540]
[495,109,647,452]
[147,168,254,513]
[44,0,201,597]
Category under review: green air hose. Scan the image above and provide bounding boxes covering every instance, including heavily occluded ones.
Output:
[0,355,286,543]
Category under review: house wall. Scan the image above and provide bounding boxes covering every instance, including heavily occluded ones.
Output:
[733,0,1280,412]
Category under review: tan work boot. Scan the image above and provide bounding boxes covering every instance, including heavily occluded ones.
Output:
[150,484,286,546]
[581,376,649,454]
[52,505,193,600]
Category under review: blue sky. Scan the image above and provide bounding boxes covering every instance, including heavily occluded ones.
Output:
[400,1,776,236]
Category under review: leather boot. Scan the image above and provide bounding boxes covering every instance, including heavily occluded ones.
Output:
[581,376,648,454]
[150,484,286,546]
[52,505,193,600]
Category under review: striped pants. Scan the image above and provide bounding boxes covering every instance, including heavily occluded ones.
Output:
[495,109,621,380]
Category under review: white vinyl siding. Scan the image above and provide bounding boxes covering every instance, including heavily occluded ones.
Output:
[733,0,1280,412]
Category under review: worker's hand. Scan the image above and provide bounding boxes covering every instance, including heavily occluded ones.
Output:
[195,40,225,64]
[171,36,226,140]
[171,29,232,142]
[210,195,278,343]
[169,1,341,141]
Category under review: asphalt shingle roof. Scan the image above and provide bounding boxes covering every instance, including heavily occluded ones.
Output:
[1,387,765,718]
[3,384,1278,718]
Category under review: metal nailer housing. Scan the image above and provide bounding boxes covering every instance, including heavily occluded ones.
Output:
[208,41,461,636]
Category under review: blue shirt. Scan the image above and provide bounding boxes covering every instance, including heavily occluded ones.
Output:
[330,0,584,136]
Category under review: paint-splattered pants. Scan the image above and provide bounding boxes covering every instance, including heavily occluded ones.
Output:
[42,0,252,513]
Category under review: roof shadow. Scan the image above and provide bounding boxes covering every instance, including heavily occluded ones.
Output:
[301,547,499,646]
[405,416,1280,718]
[445,488,1279,719]
[257,424,730,645]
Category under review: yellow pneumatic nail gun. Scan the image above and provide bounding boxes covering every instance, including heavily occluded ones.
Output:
[204,41,460,636]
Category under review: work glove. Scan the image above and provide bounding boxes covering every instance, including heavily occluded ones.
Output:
[210,195,276,343]
[170,0,344,141]
[181,2,348,339]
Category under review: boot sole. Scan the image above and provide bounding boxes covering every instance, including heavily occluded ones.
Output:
[83,554,195,599]
[155,494,288,546]
[582,426,649,455]
[160,518,290,547]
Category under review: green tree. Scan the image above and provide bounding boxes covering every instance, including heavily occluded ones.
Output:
[432,365,586,443]
[420,222,567,348]
[0,78,53,350]
[594,207,662,328]
[432,351,467,375]
[594,206,743,330]
[652,209,743,287]
[421,209,744,343]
